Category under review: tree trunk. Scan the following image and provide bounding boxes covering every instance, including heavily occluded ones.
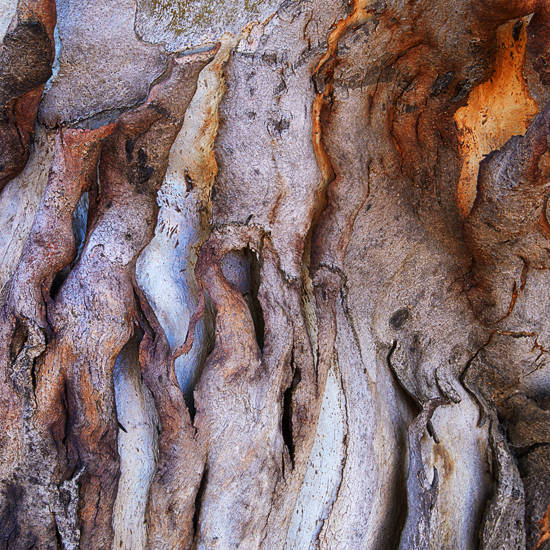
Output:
[0,0,549,548]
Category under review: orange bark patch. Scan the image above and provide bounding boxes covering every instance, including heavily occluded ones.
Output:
[312,91,335,187]
[454,19,538,218]
[534,502,550,550]
[18,0,57,35]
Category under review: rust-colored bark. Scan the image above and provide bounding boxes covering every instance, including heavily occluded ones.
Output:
[0,0,56,190]
[138,291,203,550]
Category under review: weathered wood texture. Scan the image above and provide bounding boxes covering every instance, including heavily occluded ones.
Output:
[0,0,549,549]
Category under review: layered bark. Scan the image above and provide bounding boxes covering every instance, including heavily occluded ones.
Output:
[0,46,215,548]
[0,0,56,190]
[0,0,549,548]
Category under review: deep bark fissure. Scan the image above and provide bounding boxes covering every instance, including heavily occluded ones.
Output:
[386,340,422,414]
[48,268,68,301]
[192,467,208,540]
[281,346,301,467]
[244,247,265,352]
[53,515,63,549]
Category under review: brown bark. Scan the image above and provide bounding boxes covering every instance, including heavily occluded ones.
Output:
[0,0,56,190]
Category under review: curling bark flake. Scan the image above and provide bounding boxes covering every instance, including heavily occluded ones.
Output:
[134,36,234,550]
[0,0,56,190]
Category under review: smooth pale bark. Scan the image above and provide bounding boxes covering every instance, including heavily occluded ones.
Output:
[0,0,549,549]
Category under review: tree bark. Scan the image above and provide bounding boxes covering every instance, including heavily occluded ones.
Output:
[0,0,549,548]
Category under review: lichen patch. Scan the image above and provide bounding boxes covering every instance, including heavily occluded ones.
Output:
[135,0,281,51]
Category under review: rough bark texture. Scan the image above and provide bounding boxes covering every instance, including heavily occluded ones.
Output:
[0,0,549,549]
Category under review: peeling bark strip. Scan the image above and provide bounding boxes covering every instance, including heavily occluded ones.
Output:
[136,292,203,550]
[0,124,113,549]
[1,0,550,547]
[0,0,56,190]
[112,331,158,550]
[465,104,550,323]
[480,416,527,549]
[7,125,115,327]
[135,40,235,548]
[192,225,284,548]
[312,0,373,193]
[398,398,448,550]
[138,34,235,405]
[0,49,214,549]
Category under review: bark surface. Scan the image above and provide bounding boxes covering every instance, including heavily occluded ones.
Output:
[0,0,549,549]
